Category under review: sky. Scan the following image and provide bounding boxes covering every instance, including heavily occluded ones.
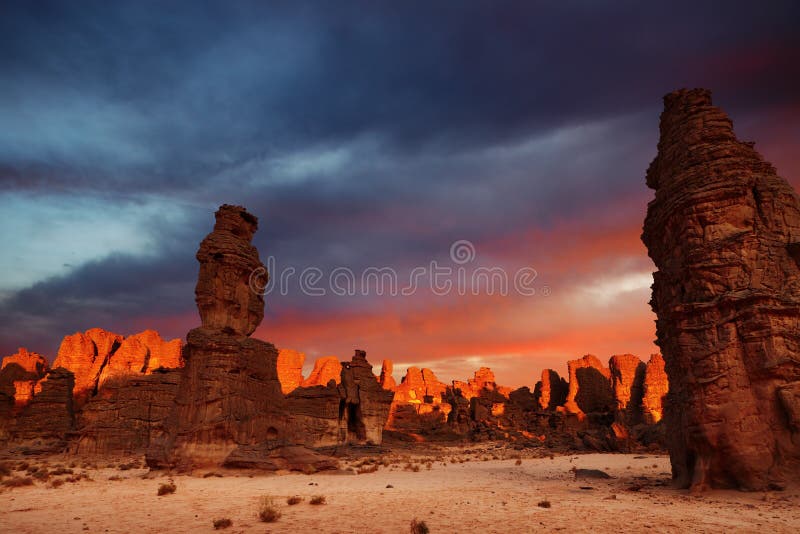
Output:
[1,1,799,388]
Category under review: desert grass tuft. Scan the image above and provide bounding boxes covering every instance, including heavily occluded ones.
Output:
[410,518,430,534]
[309,495,326,505]
[157,481,177,496]
[212,518,233,529]
[257,496,281,522]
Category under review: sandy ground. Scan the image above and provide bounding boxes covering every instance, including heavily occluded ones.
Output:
[1,447,799,533]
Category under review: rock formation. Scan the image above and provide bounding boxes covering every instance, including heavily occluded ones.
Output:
[301,356,341,387]
[0,348,49,414]
[12,368,75,444]
[194,204,265,335]
[642,354,668,424]
[339,350,394,444]
[146,205,291,469]
[453,367,511,400]
[76,369,181,455]
[534,369,568,410]
[379,359,396,389]
[642,88,800,490]
[385,366,450,434]
[52,328,182,408]
[53,328,122,407]
[562,355,614,417]
[277,349,305,394]
[609,354,646,425]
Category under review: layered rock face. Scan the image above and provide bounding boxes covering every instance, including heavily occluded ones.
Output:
[534,369,568,410]
[385,366,450,433]
[12,368,75,443]
[277,349,305,394]
[642,88,800,490]
[642,354,668,424]
[76,369,181,455]
[301,356,341,387]
[194,204,265,336]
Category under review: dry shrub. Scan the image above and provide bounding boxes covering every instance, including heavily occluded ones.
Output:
[213,518,233,530]
[286,495,303,505]
[2,476,34,488]
[203,472,223,478]
[257,496,281,522]
[108,475,122,481]
[537,500,551,508]
[157,482,177,496]
[309,495,326,505]
[0,462,11,477]
[410,518,430,534]
[49,467,73,476]
[515,459,522,466]
[49,479,65,489]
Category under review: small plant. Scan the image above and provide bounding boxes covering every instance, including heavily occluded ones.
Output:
[212,518,233,530]
[32,470,50,482]
[309,495,326,505]
[0,462,11,477]
[2,476,34,488]
[50,467,73,476]
[157,482,177,496]
[257,496,281,522]
[515,459,522,466]
[537,500,551,508]
[203,472,223,478]
[49,479,65,489]
[286,496,303,505]
[109,475,122,481]
[410,518,430,534]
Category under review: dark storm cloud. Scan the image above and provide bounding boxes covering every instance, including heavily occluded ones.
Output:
[1,0,799,359]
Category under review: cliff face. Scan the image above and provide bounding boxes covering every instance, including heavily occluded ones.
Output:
[642,88,800,490]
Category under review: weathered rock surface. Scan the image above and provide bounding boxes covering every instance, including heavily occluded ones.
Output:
[642,88,800,490]
[534,369,568,410]
[642,353,668,424]
[97,329,183,388]
[562,355,614,417]
[53,328,122,407]
[386,366,450,433]
[194,204,265,336]
[609,354,646,425]
[277,349,305,394]
[301,356,342,387]
[12,367,75,443]
[76,369,181,455]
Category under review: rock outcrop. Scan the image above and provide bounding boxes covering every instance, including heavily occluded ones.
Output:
[0,348,49,414]
[609,354,646,425]
[12,368,75,443]
[53,328,122,407]
[379,359,396,389]
[301,356,341,387]
[339,350,394,444]
[76,369,181,455]
[534,369,568,411]
[642,88,800,490]
[52,328,182,408]
[277,349,305,394]
[194,204,265,335]
[562,355,614,417]
[642,354,668,424]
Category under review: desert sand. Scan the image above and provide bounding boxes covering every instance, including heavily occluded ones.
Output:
[2,445,798,533]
